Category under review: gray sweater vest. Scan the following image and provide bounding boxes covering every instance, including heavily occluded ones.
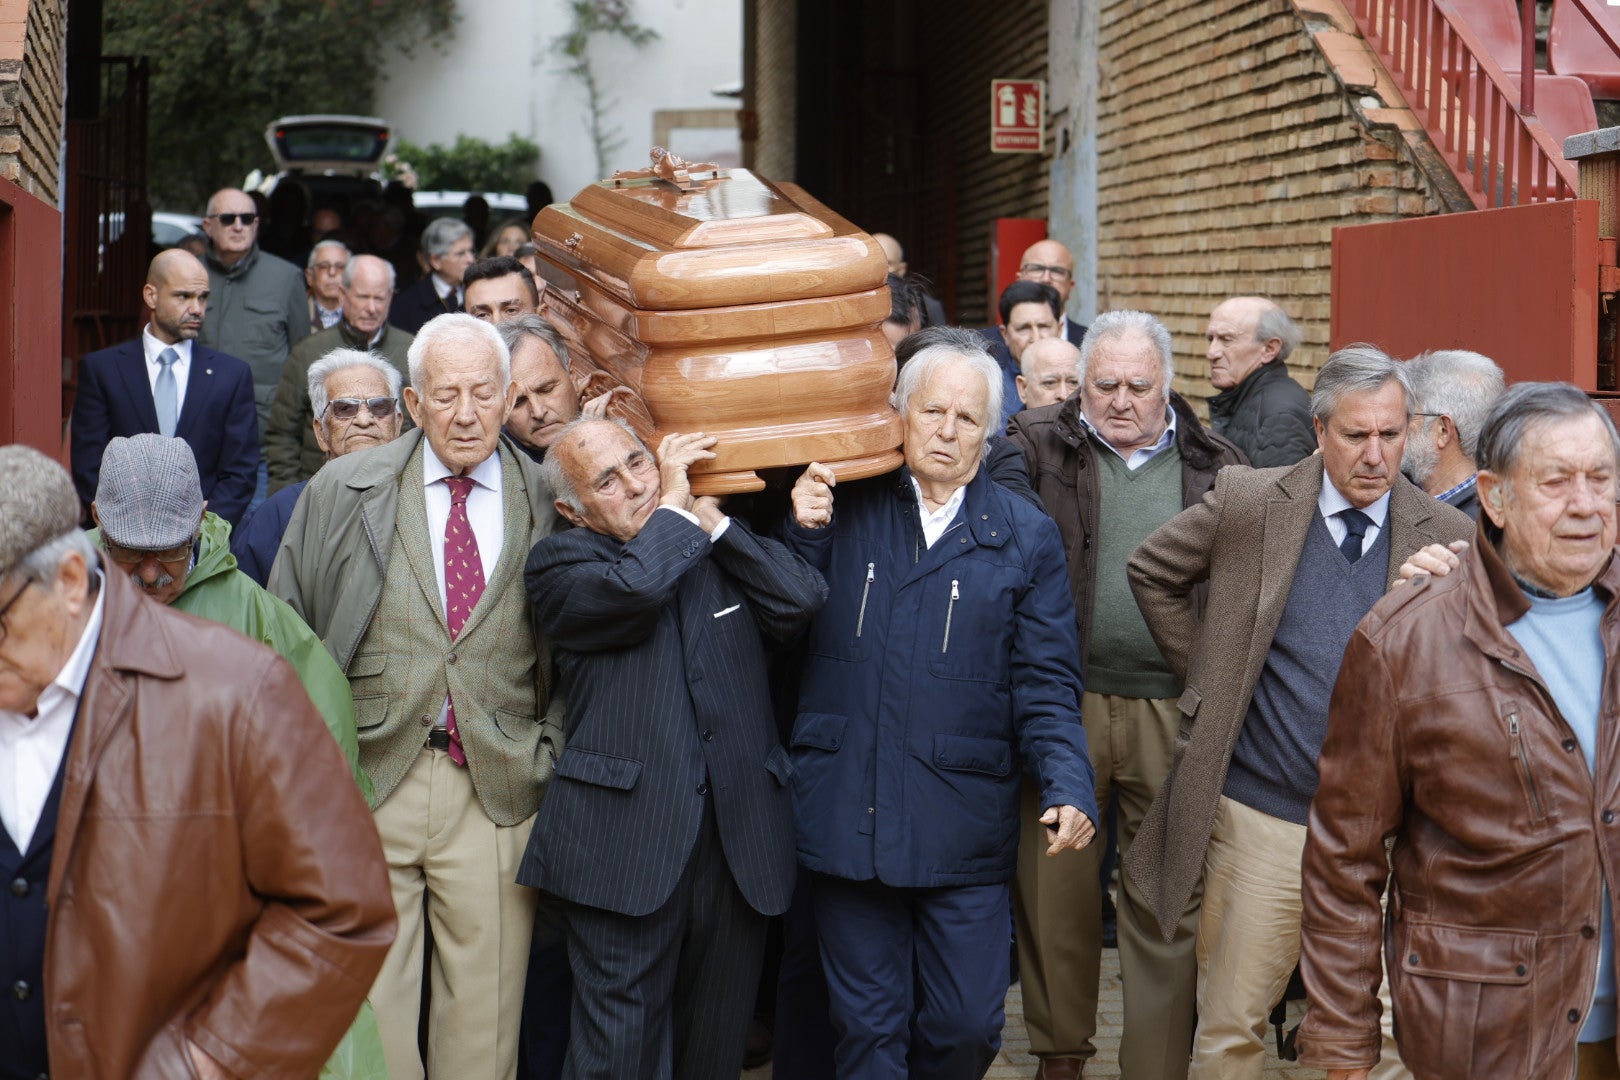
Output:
[1224,509,1389,825]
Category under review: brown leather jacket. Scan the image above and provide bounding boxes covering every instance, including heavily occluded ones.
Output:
[1299,532,1620,1080]
[1006,389,1247,666]
[43,563,396,1078]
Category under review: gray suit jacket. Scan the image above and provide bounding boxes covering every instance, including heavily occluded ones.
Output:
[1122,457,1475,937]
[268,429,564,824]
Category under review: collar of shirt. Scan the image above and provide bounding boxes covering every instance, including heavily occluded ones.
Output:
[431,273,462,307]
[141,326,193,368]
[1319,474,1391,543]
[422,437,503,494]
[909,477,967,549]
[1437,473,1478,505]
[1079,405,1178,470]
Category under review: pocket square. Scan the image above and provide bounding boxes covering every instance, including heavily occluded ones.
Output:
[712,604,741,619]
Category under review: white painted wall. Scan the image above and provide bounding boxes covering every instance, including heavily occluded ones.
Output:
[375,0,743,204]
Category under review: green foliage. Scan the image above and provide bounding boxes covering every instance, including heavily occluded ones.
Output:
[551,1,659,179]
[105,0,457,211]
[389,133,541,193]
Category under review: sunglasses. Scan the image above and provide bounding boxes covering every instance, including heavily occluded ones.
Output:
[212,212,258,226]
[326,396,397,420]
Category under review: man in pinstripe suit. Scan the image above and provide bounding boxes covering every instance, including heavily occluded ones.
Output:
[521,418,827,1080]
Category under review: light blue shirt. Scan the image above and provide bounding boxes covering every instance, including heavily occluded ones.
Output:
[1508,586,1612,1041]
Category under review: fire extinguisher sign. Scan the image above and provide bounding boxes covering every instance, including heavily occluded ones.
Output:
[990,79,1045,154]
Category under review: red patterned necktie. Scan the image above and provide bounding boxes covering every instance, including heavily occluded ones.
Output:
[441,475,485,766]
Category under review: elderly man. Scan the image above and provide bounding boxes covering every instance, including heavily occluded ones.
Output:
[1008,311,1246,1080]
[1298,382,1620,1080]
[0,445,394,1080]
[499,315,582,464]
[389,218,476,333]
[1123,347,1474,1080]
[235,349,405,586]
[1400,348,1505,520]
[784,341,1098,1079]
[982,279,1065,427]
[1204,296,1316,468]
[465,255,543,324]
[307,238,351,333]
[196,187,310,447]
[72,248,260,527]
[266,254,414,491]
[1016,336,1083,409]
[523,420,825,1077]
[270,312,562,1080]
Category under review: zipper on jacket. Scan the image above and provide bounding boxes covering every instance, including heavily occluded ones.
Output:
[1506,712,1547,822]
[942,579,959,653]
[855,562,874,639]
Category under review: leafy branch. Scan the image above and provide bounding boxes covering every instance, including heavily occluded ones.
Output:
[551,0,659,179]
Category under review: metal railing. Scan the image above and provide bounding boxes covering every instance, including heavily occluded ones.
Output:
[1345,0,1578,208]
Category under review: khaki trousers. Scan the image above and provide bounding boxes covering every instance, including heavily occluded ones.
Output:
[1015,693,1199,1080]
[370,745,537,1080]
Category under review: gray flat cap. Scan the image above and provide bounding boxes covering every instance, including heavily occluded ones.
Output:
[94,434,204,551]
[0,445,80,575]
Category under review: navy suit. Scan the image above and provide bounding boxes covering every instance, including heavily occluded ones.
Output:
[387,276,459,334]
[522,509,826,1079]
[981,316,1089,430]
[71,340,260,527]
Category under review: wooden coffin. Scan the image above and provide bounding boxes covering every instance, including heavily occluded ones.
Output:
[530,166,903,494]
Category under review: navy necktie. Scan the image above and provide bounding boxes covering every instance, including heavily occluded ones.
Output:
[1338,508,1374,564]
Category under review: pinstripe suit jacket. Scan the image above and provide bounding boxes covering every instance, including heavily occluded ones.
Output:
[519,509,827,918]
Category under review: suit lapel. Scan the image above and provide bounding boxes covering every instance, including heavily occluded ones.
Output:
[1384,476,1437,588]
[1253,459,1323,667]
[395,443,448,629]
[115,342,161,432]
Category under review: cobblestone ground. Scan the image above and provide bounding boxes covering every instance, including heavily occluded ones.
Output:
[745,946,1326,1079]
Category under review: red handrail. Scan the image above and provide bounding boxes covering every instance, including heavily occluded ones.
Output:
[1345,0,1578,209]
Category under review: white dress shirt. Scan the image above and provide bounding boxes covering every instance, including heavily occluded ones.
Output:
[911,478,967,548]
[141,326,192,411]
[432,273,464,309]
[0,573,105,853]
[1081,405,1180,471]
[423,441,504,727]
[1319,478,1390,558]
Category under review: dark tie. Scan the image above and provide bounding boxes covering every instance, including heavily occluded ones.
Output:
[441,476,486,766]
[1338,508,1374,564]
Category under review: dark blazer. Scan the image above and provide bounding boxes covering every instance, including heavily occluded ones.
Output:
[71,339,260,527]
[387,275,459,334]
[520,509,827,918]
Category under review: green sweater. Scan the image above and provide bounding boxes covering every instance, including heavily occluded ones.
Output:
[1088,445,1183,699]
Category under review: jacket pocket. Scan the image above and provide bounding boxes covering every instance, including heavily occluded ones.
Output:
[348,653,390,730]
[931,733,1013,778]
[1394,921,1534,1078]
[347,652,387,678]
[494,708,534,741]
[555,748,643,791]
[765,744,794,785]
[791,713,847,753]
[1501,707,1550,827]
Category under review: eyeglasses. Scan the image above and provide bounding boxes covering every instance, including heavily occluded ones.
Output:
[311,260,347,274]
[1018,262,1073,281]
[102,537,197,567]
[325,396,397,421]
[0,579,31,646]
[211,212,258,226]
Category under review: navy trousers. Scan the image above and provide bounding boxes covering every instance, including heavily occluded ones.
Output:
[811,872,1009,1080]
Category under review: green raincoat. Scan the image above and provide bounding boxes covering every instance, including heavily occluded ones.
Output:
[92,513,389,1080]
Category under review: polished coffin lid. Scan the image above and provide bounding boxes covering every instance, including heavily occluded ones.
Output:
[532,168,903,493]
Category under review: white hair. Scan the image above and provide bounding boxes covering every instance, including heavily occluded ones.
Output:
[18,529,99,584]
[1077,309,1174,393]
[894,342,1003,451]
[306,239,350,270]
[406,312,511,393]
[307,349,404,419]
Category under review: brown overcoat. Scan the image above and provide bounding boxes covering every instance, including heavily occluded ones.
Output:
[1121,456,1475,938]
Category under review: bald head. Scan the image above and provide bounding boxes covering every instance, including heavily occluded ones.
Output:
[1205,295,1301,390]
[1017,239,1075,304]
[202,187,259,266]
[1017,337,1082,408]
[873,232,906,277]
[143,249,210,344]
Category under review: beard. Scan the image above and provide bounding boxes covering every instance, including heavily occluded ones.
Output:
[1402,428,1440,489]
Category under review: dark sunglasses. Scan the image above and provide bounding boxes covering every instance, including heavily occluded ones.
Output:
[212,212,258,226]
[326,396,397,421]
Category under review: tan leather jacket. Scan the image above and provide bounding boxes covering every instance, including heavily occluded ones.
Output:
[43,563,396,1078]
[1299,533,1620,1080]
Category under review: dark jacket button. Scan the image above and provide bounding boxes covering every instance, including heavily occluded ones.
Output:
[1564,739,1579,752]
[1571,1009,1583,1023]
[9,878,26,898]
[12,980,29,1000]
[1605,810,1616,824]
[696,782,710,796]
[702,729,715,742]
[1585,925,1598,939]
[1515,964,1528,976]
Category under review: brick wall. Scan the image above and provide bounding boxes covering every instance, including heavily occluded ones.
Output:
[0,0,66,202]
[1096,0,1440,402]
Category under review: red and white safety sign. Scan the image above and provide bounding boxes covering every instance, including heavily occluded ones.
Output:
[990,79,1044,154]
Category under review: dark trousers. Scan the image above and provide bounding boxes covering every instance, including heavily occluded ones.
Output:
[561,806,767,1080]
[812,872,1009,1080]
[518,895,573,1080]
[773,875,837,1080]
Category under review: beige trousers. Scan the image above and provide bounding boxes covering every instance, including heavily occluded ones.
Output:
[370,745,537,1080]
[1015,693,1199,1080]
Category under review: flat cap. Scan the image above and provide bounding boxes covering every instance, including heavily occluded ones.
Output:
[0,445,81,575]
[94,434,204,551]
